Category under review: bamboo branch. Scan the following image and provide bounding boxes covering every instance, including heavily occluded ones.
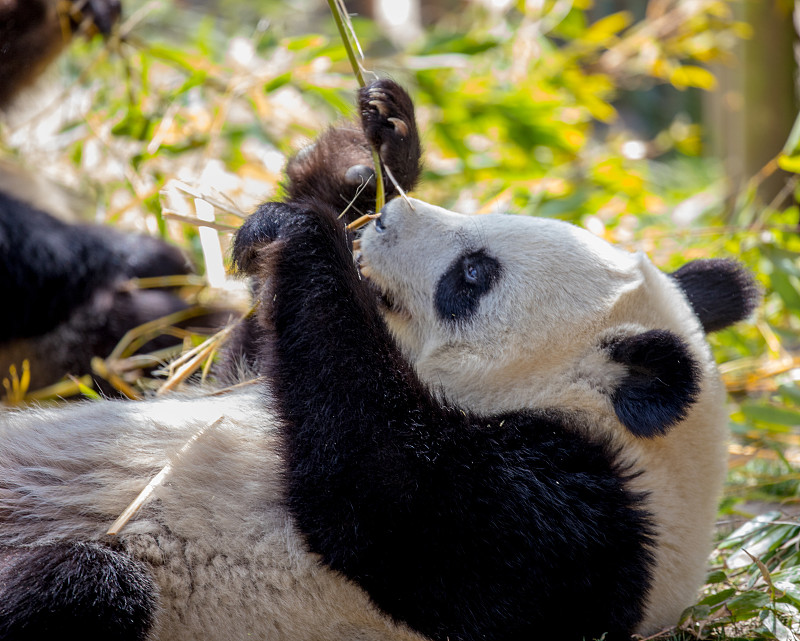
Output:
[327,0,385,212]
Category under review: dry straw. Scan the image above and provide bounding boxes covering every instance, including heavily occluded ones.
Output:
[107,415,225,535]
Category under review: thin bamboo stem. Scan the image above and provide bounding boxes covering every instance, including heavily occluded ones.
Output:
[327,0,385,212]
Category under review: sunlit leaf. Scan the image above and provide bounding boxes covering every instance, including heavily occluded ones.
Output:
[775,581,800,607]
[721,512,783,549]
[778,153,800,174]
[670,65,718,91]
[581,11,633,44]
[760,609,796,641]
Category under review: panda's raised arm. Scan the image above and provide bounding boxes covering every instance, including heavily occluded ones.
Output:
[282,79,422,223]
[233,200,655,641]
[217,79,422,380]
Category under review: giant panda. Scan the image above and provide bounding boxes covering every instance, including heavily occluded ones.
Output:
[0,0,228,397]
[0,79,758,641]
[0,194,212,396]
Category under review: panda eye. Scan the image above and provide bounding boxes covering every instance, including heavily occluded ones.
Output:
[435,249,502,323]
[464,262,479,284]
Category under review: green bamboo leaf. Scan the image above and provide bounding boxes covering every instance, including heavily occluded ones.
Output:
[775,581,800,606]
[680,603,711,625]
[707,569,730,584]
[773,567,800,584]
[726,590,771,618]
[779,384,800,405]
[720,512,782,549]
[741,403,800,430]
[285,34,327,52]
[727,525,800,569]
[771,271,800,312]
[759,610,795,641]
[265,72,292,92]
[763,246,800,279]
[698,587,736,607]
[581,12,633,44]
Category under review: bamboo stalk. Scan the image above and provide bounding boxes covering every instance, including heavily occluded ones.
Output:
[91,357,142,400]
[346,212,380,231]
[327,0,385,213]
[107,416,224,535]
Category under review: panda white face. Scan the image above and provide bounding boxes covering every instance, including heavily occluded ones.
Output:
[358,196,706,416]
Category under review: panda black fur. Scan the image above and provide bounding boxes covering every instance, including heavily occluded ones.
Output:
[0,0,120,109]
[0,0,228,395]
[0,192,206,395]
[0,80,759,641]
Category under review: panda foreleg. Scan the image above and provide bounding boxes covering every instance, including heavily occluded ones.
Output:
[284,79,422,222]
[0,541,158,641]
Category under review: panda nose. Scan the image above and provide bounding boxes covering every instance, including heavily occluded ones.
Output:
[377,196,413,232]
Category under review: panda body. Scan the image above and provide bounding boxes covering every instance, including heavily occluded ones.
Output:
[0,0,211,396]
[0,390,426,641]
[0,192,208,395]
[0,356,658,641]
[0,80,758,641]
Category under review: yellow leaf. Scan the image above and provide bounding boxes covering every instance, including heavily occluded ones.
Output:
[777,153,800,173]
[583,12,633,44]
[669,66,718,91]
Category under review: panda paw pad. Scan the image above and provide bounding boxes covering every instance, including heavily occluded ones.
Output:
[360,80,414,152]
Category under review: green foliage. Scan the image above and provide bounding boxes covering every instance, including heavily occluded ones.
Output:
[671,513,800,640]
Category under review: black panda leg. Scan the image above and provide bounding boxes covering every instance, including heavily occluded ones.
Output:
[283,79,422,222]
[0,541,158,641]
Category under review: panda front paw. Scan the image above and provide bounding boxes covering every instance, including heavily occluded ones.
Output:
[233,202,301,273]
[68,0,122,35]
[359,79,417,157]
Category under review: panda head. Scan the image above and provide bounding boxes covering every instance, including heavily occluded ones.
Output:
[358,197,758,438]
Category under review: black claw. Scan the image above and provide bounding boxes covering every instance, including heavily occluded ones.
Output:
[81,0,122,35]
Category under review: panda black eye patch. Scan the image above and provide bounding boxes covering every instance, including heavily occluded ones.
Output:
[435,250,503,322]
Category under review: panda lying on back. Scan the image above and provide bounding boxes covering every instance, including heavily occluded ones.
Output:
[0,80,758,641]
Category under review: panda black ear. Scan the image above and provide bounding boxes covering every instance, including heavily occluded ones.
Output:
[602,329,701,439]
[670,259,760,333]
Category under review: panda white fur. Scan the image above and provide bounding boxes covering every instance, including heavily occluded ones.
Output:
[0,80,758,641]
